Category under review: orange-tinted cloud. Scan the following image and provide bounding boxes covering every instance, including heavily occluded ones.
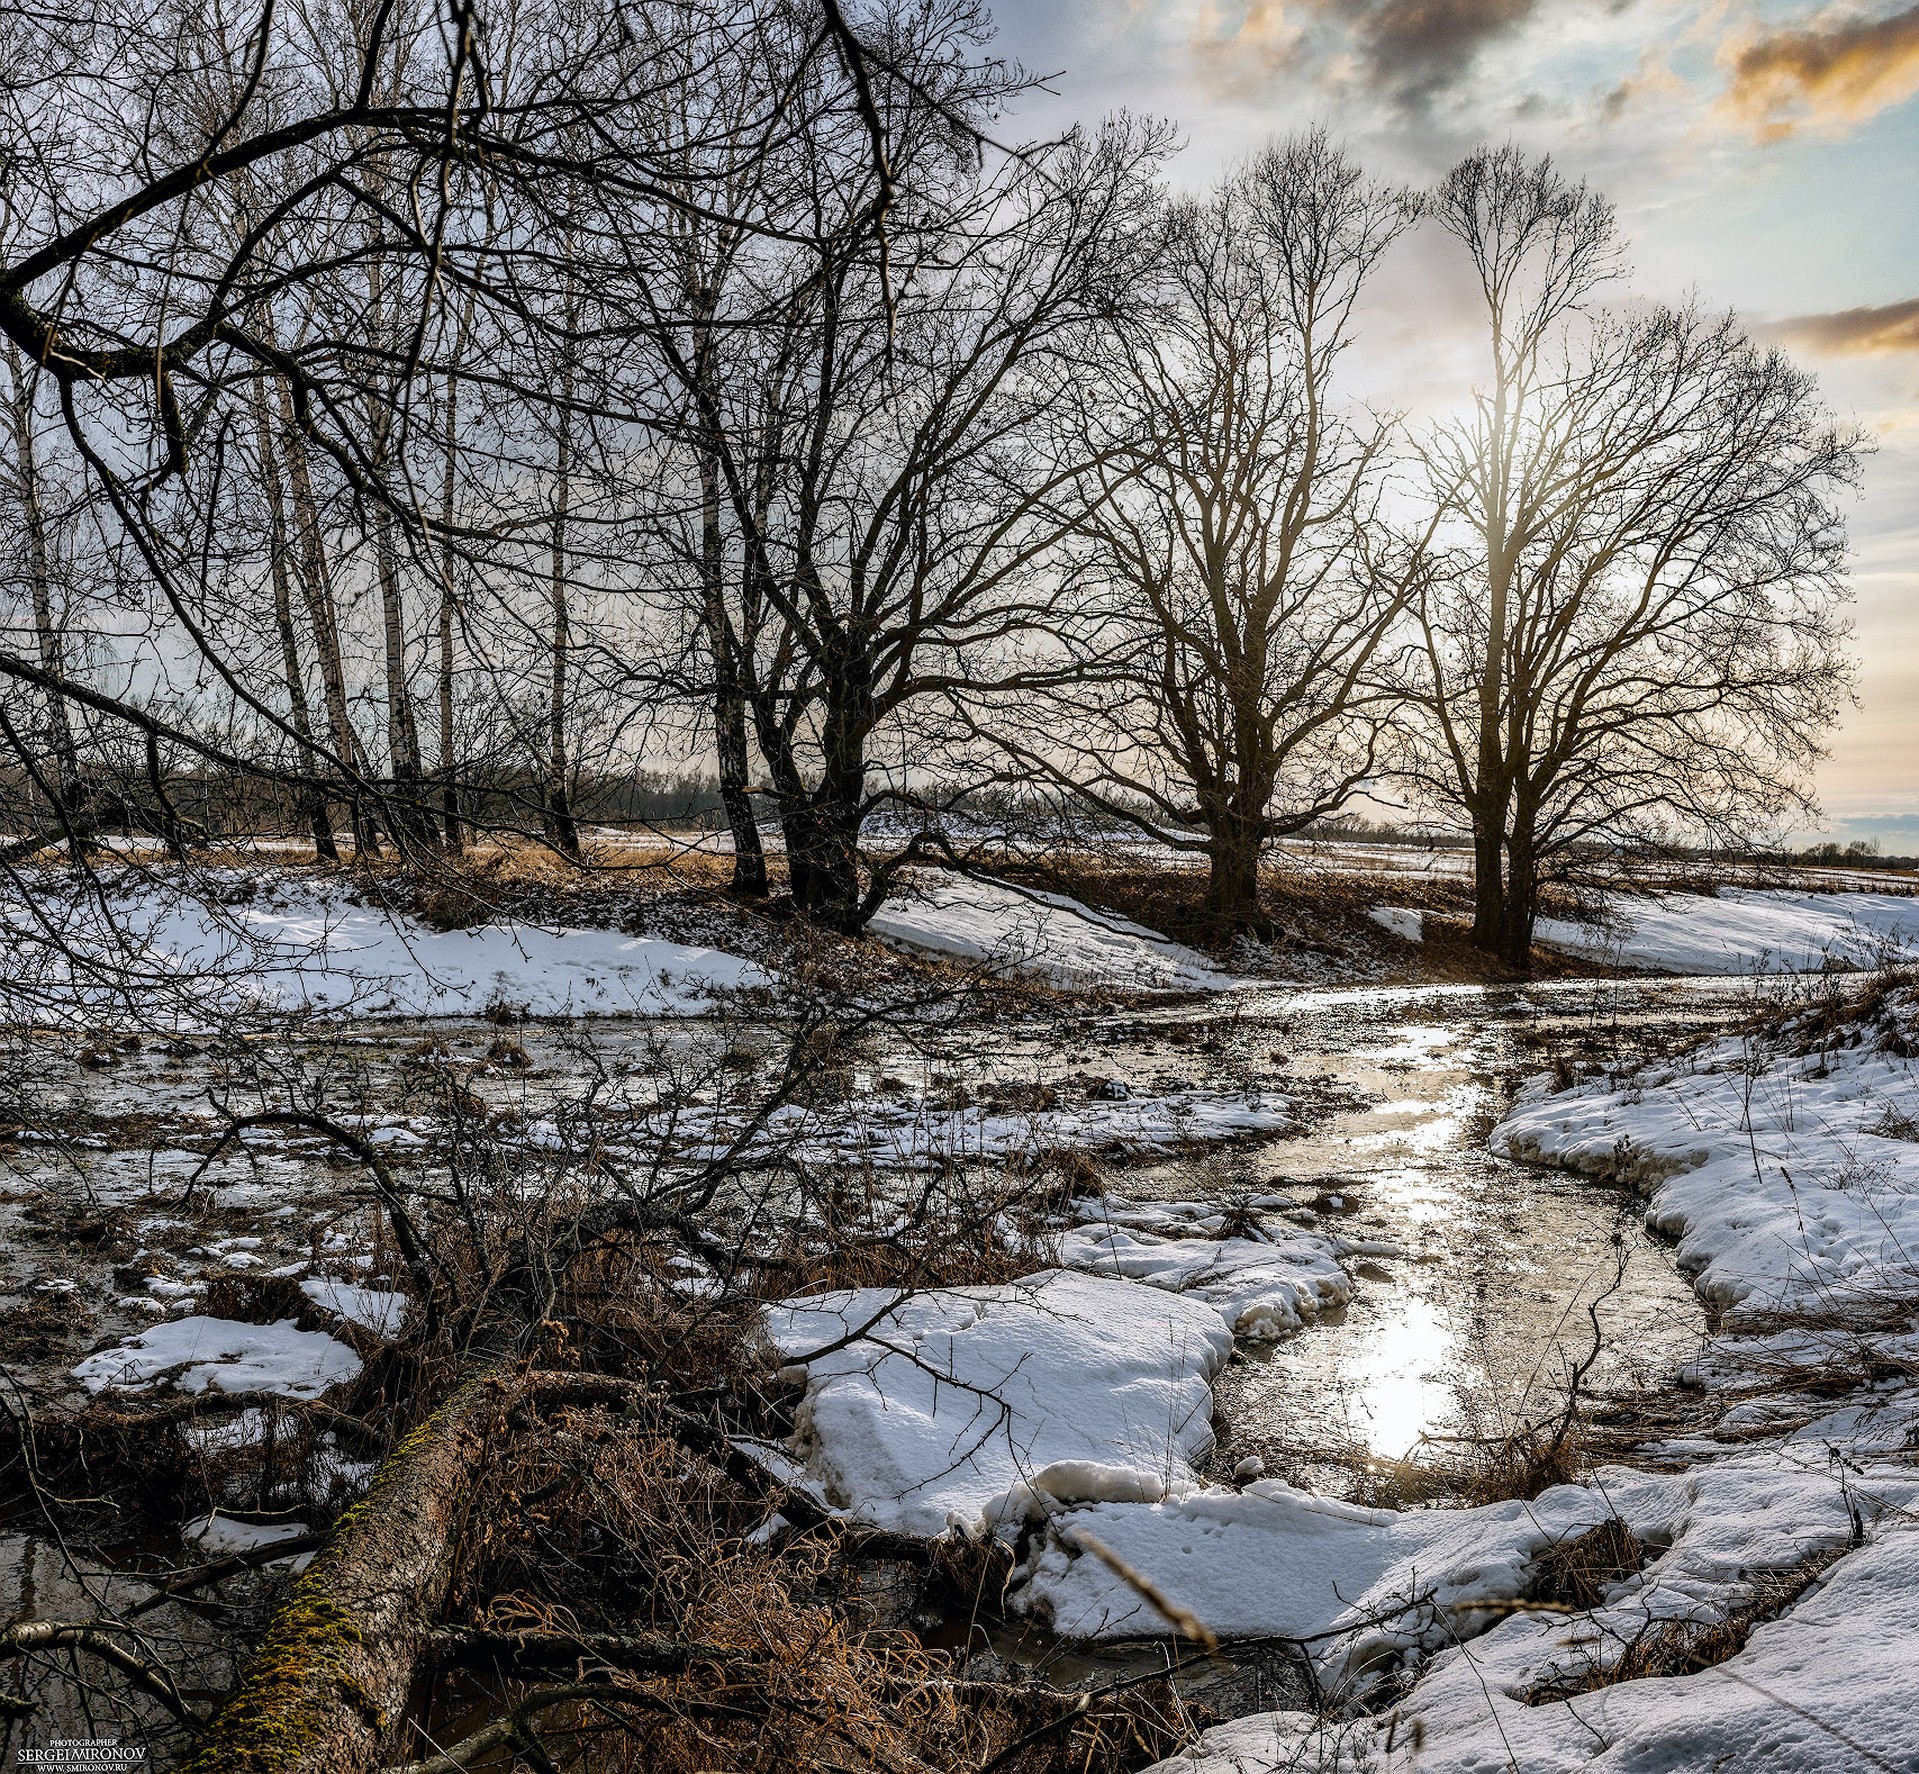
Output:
[1721,4,1919,139]
[1190,0,1306,98]
[1776,297,1919,354]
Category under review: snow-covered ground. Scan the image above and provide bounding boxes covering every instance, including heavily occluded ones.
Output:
[753,973,1919,1773]
[1536,886,1919,974]
[2,873,765,1022]
[1138,1402,1919,1771]
[71,1315,362,1399]
[1121,984,1919,1771]
[744,1086,1294,1170]
[867,873,1239,991]
[1494,987,1919,1316]
[1056,1200,1354,1339]
[758,1270,1233,1537]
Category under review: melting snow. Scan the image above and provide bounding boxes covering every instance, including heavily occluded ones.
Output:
[759,1270,1232,1538]
[72,1316,362,1399]
[868,874,1240,991]
[1536,887,1919,975]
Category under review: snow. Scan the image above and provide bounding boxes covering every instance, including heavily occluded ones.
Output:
[300,1277,408,1335]
[1366,905,1424,942]
[4,873,765,1023]
[758,1270,1233,1538]
[71,1316,362,1399]
[184,1513,311,1558]
[1493,989,1919,1315]
[761,1085,1294,1170]
[1118,981,1919,1773]
[1135,1413,1919,1772]
[1056,1209,1352,1339]
[1536,887,1919,975]
[867,874,1240,991]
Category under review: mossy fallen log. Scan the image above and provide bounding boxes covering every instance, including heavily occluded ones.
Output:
[175,1367,509,1774]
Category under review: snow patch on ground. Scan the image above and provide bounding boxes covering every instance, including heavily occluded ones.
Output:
[868,874,1240,991]
[1493,992,1919,1315]
[1536,887,1919,975]
[1366,906,1424,942]
[1134,1402,1919,1773]
[5,873,765,1023]
[758,1270,1232,1538]
[1055,1207,1351,1339]
[300,1277,408,1336]
[761,1086,1294,1170]
[71,1316,362,1399]
[184,1513,312,1558]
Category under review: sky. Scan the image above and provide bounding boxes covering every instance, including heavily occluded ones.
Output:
[985,0,1919,849]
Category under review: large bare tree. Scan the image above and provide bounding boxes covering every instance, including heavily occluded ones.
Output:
[1412,147,1861,969]
[996,132,1422,935]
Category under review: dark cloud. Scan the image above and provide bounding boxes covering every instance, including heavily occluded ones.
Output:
[1186,0,1542,108]
[1721,4,1919,139]
[1338,0,1539,101]
[1775,297,1919,355]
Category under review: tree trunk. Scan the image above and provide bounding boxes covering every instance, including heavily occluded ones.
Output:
[700,450,766,896]
[177,1368,508,1774]
[1203,811,1269,937]
[1470,815,1505,950]
[544,373,581,860]
[252,385,336,862]
[784,668,869,931]
[786,796,862,930]
[277,382,378,861]
[1499,806,1539,974]
[373,502,433,853]
[436,371,464,852]
[5,347,83,847]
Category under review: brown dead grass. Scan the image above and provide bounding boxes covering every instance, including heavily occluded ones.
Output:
[1525,1545,1842,1703]
[1524,1517,1648,1612]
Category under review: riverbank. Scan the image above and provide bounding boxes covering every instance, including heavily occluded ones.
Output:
[5,853,1916,1768]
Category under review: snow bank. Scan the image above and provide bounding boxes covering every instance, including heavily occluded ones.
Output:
[185,1514,312,1558]
[300,1277,408,1335]
[868,874,1239,991]
[72,1315,362,1399]
[1536,887,1919,975]
[1135,1399,1919,1772]
[1056,1214,1351,1339]
[758,1270,1232,1537]
[1366,905,1424,942]
[1494,992,1919,1314]
[5,873,764,1023]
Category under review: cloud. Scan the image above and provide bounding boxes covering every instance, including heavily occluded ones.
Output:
[1340,0,1540,99]
[1189,0,1307,98]
[1604,51,1687,117]
[1720,4,1919,139]
[1186,0,1540,105]
[1774,297,1919,354]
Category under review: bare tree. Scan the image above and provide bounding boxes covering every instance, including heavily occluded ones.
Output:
[996,132,1421,935]
[1411,147,1861,969]
[624,16,1168,929]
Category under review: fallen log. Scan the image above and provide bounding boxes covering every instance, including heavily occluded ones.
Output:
[174,1366,510,1774]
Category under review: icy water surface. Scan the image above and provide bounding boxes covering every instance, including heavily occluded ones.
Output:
[1185,978,1750,1491]
[2,968,1759,1734]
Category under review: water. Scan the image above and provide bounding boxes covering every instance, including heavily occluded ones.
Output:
[1187,978,1750,1492]
[2,970,1759,1737]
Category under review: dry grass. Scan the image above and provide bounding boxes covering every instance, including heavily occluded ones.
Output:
[429,1393,1198,1774]
[1524,1517,1648,1612]
[1524,1545,1842,1703]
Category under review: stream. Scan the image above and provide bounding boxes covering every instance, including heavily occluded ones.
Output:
[848,974,1756,1711]
[2,970,1761,1750]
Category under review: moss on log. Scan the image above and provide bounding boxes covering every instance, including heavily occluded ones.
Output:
[176,1369,508,1774]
